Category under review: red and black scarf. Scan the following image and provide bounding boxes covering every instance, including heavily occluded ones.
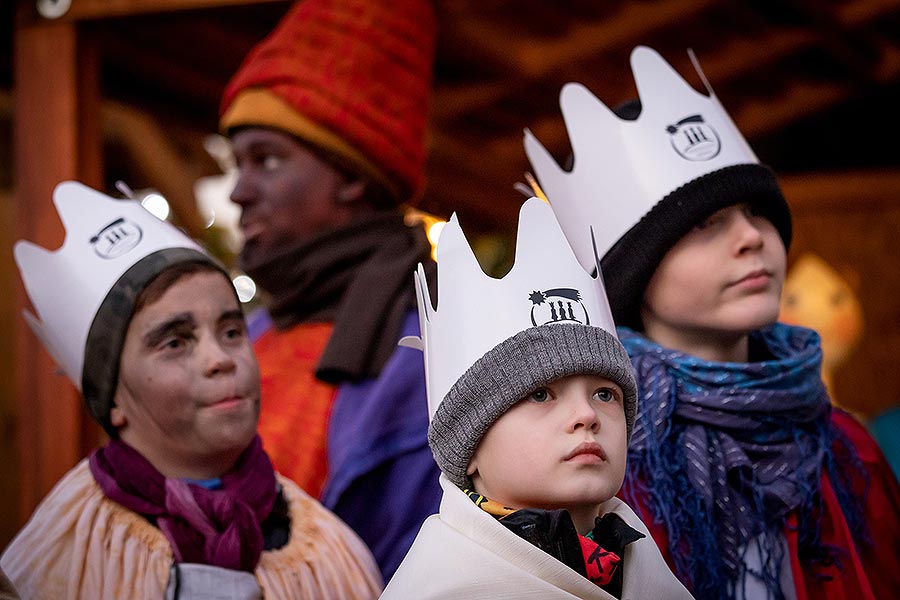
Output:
[464,490,644,595]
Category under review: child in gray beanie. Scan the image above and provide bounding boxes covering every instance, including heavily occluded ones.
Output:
[382,197,692,600]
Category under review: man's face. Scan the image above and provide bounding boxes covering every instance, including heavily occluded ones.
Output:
[111,270,260,479]
[229,127,358,267]
[641,203,787,356]
[467,374,628,529]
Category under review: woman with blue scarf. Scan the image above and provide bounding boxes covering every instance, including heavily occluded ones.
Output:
[525,46,900,600]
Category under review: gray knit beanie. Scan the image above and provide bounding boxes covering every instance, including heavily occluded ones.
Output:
[427,322,637,489]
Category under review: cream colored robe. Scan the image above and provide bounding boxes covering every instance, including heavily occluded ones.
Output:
[381,475,694,600]
[1,459,382,599]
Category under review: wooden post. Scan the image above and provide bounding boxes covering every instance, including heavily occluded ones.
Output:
[12,6,102,523]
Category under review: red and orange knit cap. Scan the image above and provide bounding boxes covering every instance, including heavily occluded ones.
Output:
[220,0,436,203]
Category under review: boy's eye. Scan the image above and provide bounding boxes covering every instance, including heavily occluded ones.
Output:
[223,323,246,341]
[694,212,721,231]
[741,203,763,218]
[527,388,550,403]
[593,387,617,403]
[162,337,186,351]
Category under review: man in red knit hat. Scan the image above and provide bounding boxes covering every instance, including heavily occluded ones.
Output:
[219,0,440,582]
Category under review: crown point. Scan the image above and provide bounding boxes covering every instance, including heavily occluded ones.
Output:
[512,197,587,276]
[557,83,622,165]
[15,180,207,393]
[523,128,569,210]
[13,240,55,278]
[14,238,48,260]
[525,45,762,280]
[413,195,619,422]
[413,262,435,317]
[433,211,486,306]
[523,128,557,168]
[632,46,709,112]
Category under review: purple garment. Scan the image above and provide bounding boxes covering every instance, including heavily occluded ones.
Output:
[322,310,442,583]
[248,308,442,582]
[89,435,277,572]
[246,307,274,342]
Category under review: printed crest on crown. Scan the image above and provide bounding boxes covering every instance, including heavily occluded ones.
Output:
[400,197,617,419]
[524,45,759,272]
[14,181,203,389]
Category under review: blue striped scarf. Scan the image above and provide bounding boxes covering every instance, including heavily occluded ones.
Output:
[619,323,868,600]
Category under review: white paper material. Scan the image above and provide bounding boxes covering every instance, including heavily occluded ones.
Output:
[408,197,617,419]
[525,46,760,272]
[15,181,203,388]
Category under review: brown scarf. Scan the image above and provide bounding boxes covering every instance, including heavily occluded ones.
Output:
[242,211,434,383]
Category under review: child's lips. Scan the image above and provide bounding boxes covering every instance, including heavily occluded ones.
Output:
[728,269,772,290]
[205,395,250,410]
[564,442,606,463]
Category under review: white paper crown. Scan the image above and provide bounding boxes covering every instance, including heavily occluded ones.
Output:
[524,45,759,272]
[14,181,204,389]
[400,197,618,419]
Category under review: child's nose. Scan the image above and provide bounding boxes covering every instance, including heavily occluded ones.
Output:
[733,212,765,254]
[568,396,600,433]
[202,337,237,377]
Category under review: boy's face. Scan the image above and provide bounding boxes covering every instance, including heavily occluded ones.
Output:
[641,203,786,350]
[467,374,627,520]
[229,127,363,268]
[110,270,261,479]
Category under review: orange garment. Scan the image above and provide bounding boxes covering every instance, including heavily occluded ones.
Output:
[254,322,337,498]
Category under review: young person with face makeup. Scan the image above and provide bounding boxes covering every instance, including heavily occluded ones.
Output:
[219,0,440,581]
[1,182,381,599]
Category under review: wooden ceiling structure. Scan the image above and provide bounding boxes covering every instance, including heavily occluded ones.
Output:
[5,0,900,527]
[8,0,900,233]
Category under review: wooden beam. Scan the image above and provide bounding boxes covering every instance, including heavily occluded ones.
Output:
[838,0,900,26]
[22,0,287,23]
[450,0,718,78]
[433,27,819,132]
[13,9,102,523]
[677,30,817,89]
[781,170,900,211]
[735,81,853,139]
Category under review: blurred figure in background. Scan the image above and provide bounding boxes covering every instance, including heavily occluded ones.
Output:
[779,252,864,409]
[219,0,441,581]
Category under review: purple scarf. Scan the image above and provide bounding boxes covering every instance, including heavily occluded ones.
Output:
[89,435,277,571]
[620,323,867,599]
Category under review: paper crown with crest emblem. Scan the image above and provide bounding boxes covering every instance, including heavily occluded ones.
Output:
[15,181,221,433]
[400,197,636,488]
[524,46,791,329]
